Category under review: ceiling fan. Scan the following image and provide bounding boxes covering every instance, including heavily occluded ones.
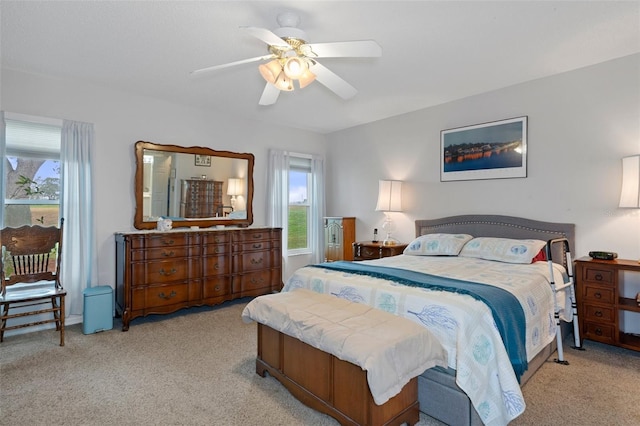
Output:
[190,12,382,106]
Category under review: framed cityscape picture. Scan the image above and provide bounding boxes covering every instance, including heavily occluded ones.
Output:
[440,116,527,182]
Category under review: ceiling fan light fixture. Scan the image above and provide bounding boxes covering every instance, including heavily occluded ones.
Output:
[258,60,282,84]
[283,56,307,79]
[274,72,294,91]
[298,68,316,89]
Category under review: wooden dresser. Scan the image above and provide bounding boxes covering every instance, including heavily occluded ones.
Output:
[180,179,223,218]
[115,227,282,330]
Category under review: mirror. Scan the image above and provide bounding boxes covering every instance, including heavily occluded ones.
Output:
[134,141,254,230]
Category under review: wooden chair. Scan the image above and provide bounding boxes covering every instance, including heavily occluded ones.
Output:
[0,219,66,346]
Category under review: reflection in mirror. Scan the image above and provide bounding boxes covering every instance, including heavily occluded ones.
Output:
[134,141,254,230]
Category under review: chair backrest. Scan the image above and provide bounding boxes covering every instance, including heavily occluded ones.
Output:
[1,220,64,289]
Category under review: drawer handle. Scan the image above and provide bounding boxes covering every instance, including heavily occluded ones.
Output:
[159,268,177,276]
[595,328,603,336]
[253,234,262,239]
[250,277,265,284]
[214,285,220,291]
[250,258,263,265]
[162,239,175,245]
[158,291,177,300]
[215,237,221,243]
[595,310,603,317]
[253,243,263,249]
[214,263,220,270]
[594,292,602,299]
[162,251,174,257]
[595,273,603,281]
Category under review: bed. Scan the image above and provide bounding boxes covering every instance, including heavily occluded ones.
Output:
[281,215,579,426]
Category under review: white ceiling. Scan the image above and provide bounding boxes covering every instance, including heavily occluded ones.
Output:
[2,1,639,134]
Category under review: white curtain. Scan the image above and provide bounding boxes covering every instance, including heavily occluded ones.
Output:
[0,112,5,227]
[60,120,98,316]
[309,154,325,264]
[266,149,326,265]
[266,149,289,255]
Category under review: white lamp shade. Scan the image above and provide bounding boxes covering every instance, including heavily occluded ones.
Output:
[297,68,316,89]
[283,57,306,79]
[274,71,294,91]
[619,155,640,208]
[375,180,403,212]
[258,60,282,84]
[227,178,242,196]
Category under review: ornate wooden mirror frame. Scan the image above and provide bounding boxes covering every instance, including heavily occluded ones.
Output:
[133,141,254,230]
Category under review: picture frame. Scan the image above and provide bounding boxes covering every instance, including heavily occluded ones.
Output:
[440,116,527,182]
[194,154,211,167]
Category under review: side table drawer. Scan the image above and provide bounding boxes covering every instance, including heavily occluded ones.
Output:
[584,267,614,284]
[583,304,615,323]
[583,322,616,344]
[583,284,615,304]
[359,245,380,259]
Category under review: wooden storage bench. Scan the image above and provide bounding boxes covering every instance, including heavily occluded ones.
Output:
[243,289,447,426]
[256,323,419,426]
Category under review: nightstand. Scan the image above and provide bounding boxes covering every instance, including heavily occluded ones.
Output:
[352,241,408,261]
[575,257,640,352]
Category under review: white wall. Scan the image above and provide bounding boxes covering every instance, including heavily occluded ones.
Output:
[325,54,640,262]
[1,69,327,289]
[2,53,638,292]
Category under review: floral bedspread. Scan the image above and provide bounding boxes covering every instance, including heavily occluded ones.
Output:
[282,255,569,426]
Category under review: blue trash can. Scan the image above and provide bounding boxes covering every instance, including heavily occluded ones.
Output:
[83,286,114,334]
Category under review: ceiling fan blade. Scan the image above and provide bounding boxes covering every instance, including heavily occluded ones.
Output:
[259,83,280,106]
[241,26,291,48]
[309,61,358,100]
[304,40,382,58]
[190,54,276,78]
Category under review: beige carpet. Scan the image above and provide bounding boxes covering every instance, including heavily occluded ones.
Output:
[1,299,639,426]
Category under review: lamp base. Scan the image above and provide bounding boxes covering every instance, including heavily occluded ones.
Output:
[382,235,399,246]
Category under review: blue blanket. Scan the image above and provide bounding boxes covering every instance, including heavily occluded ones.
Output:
[310,261,528,380]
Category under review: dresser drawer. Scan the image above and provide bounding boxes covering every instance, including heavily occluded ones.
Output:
[132,282,190,310]
[203,243,230,256]
[237,230,273,242]
[583,321,616,344]
[582,284,615,304]
[131,234,191,249]
[583,304,615,323]
[236,270,272,293]
[583,267,614,284]
[203,255,231,276]
[130,246,195,261]
[236,251,271,272]
[203,277,231,299]
[238,241,273,252]
[131,259,192,285]
[202,233,229,244]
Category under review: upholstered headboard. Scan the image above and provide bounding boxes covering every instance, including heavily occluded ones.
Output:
[415,215,575,266]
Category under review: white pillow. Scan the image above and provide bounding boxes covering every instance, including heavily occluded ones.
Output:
[459,237,547,264]
[403,233,473,256]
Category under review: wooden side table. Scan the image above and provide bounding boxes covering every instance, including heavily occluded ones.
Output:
[575,257,640,352]
[352,241,408,261]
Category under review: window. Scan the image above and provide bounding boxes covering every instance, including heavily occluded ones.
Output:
[3,116,61,228]
[288,155,312,254]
